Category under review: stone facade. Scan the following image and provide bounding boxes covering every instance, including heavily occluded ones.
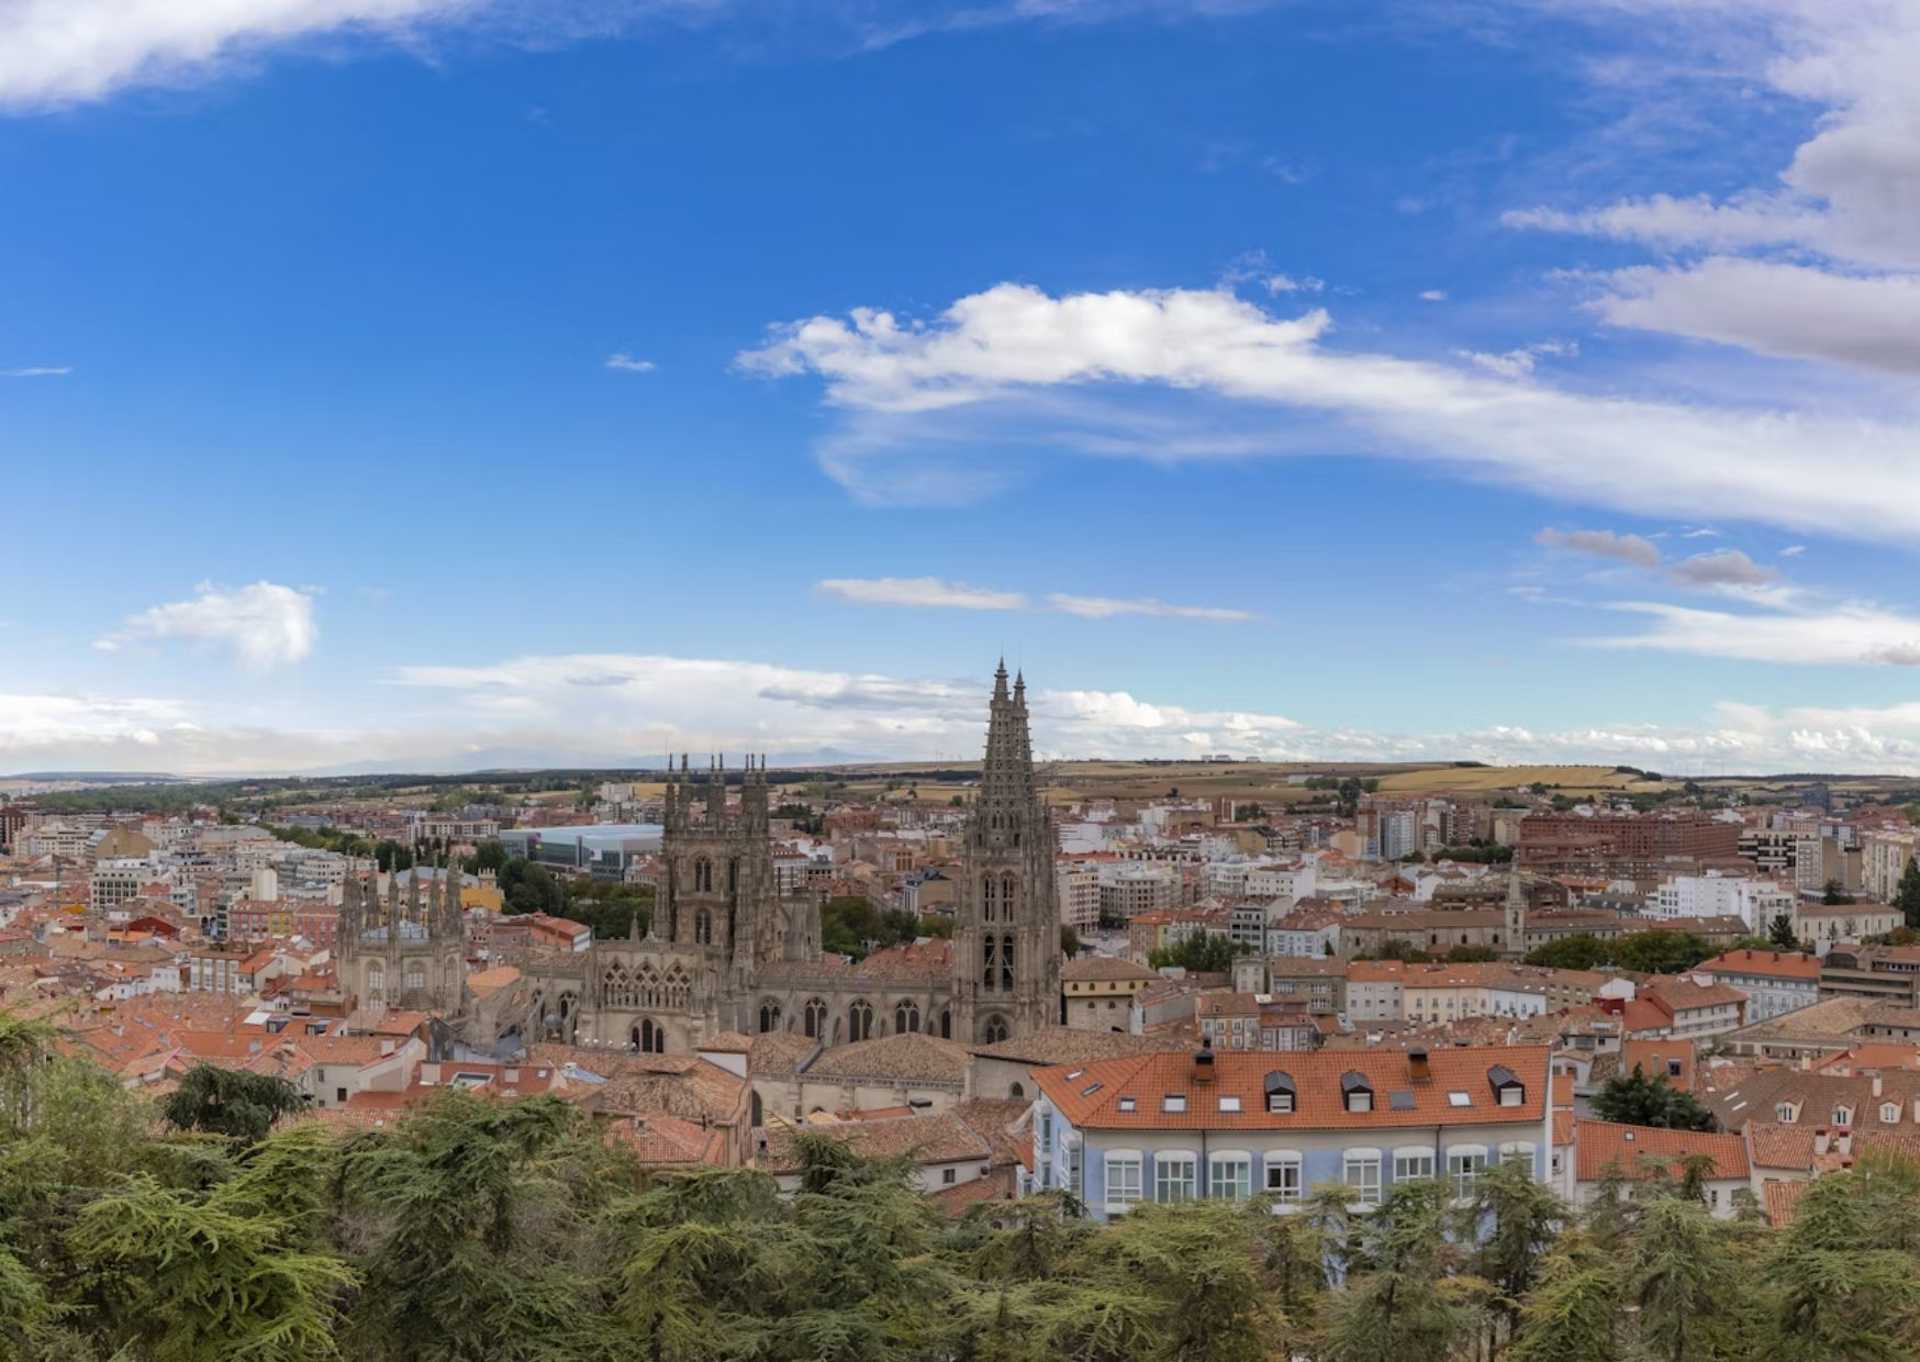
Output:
[510,662,1062,1056]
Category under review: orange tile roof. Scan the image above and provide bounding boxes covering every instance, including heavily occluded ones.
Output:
[1698,950,1820,982]
[1574,1120,1750,1182]
[1033,1044,1550,1133]
[1762,1178,1809,1228]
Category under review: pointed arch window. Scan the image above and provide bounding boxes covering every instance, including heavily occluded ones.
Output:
[982,935,997,989]
[804,997,827,1038]
[696,908,713,945]
[694,859,713,894]
[984,1014,1009,1044]
[940,1007,952,1040]
[895,1001,921,1034]
[1002,934,1016,992]
[849,999,875,1042]
[633,1019,666,1054]
[1001,873,1021,920]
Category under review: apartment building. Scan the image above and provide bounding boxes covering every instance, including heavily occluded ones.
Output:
[1647,871,1794,933]
[1696,949,1820,1022]
[1027,1042,1552,1220]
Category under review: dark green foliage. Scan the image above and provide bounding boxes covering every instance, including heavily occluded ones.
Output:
[1897,860,1920,931]
[1525,931,1713,974]
[1147,932,1241,973]
[1770,912,1800,949]
[1590,1065,1717,1132]
[498,857,568,915]
[162,1064,306,1143]
[819,896,923,961]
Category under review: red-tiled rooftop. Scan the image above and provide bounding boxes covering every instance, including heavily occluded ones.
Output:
[1032,1044,1550,1132]
[1574,1119,1750,1182]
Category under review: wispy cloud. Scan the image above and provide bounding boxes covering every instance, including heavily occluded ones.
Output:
[1669,548,1776,588]
[1457,340,1576,379]
[1,365,70,377]
[94,581,318,670]
[816,577,1254,621]
[604,353,657,373]
[817,577,1025,610]
[1044,594,1256,622]
[1780,545,1807,558]
[1418,289,1448,302]
[1534,527,1662,569]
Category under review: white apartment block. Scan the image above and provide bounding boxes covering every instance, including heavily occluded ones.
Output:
[1056,863,1101,931]
[1246,862,1318,900]
[1099,863,1178,918]
[1647,872,1795,933]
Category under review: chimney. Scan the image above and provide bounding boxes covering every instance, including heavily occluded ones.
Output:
[1193,1036,1216,1083]
[1409,1046,1431,1082]
[1873,1074,1884,1098]
[1836,1128,1853,1156]
[1814,1126,1830,1156]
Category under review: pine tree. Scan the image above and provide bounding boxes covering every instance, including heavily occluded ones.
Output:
[1769,1157,1920,1361]
[1769,912,1799,950]
[1509,1230,1622,1362]
[1897,860,1920,931]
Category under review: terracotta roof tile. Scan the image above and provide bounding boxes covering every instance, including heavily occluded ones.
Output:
[1574,1119,1750,1182]
[1035,1044,1551,1132]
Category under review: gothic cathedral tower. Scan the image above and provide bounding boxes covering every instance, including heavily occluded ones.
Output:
[953,661,1062,1043]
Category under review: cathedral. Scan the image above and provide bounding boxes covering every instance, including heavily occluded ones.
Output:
[515,660,1064,1054]
[336,860,467,1014]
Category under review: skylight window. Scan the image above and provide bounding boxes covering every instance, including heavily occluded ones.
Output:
[1447,1091,1472,1107]
[1219,1095,1242,1112]
[1163,1094,1188,1113]
[1118,1097,1136,1112]
[1081,1081,1103,1097]
[1066,1069,1084,1080]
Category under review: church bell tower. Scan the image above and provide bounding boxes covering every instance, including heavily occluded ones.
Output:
[952,661,1062,1043]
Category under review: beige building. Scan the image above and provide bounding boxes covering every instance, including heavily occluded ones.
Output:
[1862,830,1918,904]
[1061,954,1159,1031]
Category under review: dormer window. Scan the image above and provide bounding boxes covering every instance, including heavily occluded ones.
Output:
[1265,1071,1296,1115]
[1882,1102,1900,1124]
[1488,1065,1525,1108]
[1834,1105,1854,1127]
[1342,1071,1373,1114]
[1776,1103,1797,1123]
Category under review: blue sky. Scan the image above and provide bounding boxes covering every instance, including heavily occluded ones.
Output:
[4,0,1919,774]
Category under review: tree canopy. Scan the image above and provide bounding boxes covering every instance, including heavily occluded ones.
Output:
[7,1012,1920,1361]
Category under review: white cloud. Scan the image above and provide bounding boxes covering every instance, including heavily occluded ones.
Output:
[1590,258,1920,377]
[16,654,1920,773]
[1582,598,1920,668]
[739,282,1920,540]
[0,0,474,109]
[1419,289,1448,302]
[1,365,69,377]
[816,577,1025,610]
[0,693,195,754]
[1681,527,1720,539]
[604,352,657,373]
[1504,4,1920,377]
[1534,527,1662,569]
[1669,548,1777,588]
[1264,274,1325,295]
[1459,340,1577,378]
[94,581,317,670]
[1780,544,1807,557]
[1044,594,1256,622]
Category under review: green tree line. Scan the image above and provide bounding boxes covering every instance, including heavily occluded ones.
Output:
[3,1014,1920,1360]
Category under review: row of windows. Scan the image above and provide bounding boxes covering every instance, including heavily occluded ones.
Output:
[1099,1144,1535,1209]
[1774,1100,1904,1126]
